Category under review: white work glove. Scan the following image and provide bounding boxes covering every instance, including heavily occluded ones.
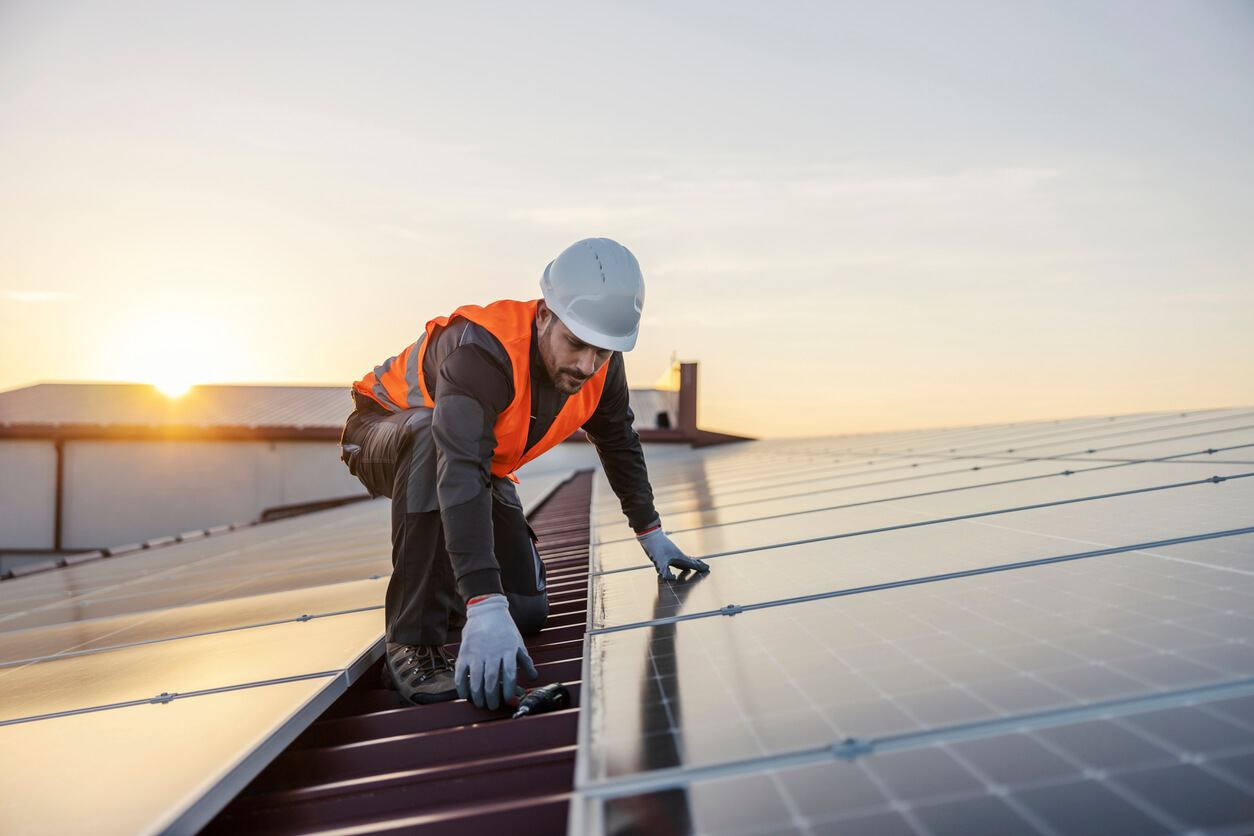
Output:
[455,595,538,710]
[637,525,710,580]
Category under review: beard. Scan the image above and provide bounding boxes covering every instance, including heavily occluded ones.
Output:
[537,319,592,395]
[551,367,590,395]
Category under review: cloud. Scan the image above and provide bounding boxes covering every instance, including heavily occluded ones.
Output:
[652,258,779,276]
[507,205,655,226]
[161,293,268,307]
[647,296,841,329]
[798,167,1061,203]
[4,291,80,303]
[380,224,428,242]
[1153,292,1235,304]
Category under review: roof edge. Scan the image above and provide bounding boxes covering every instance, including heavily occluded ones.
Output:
[0,424,344,442]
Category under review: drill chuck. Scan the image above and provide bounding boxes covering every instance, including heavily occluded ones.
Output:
[511,682,571,719]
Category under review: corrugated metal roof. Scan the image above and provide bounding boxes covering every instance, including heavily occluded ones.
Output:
[0,383,684,439]
[627,388,677,430]
[0,383,353,430]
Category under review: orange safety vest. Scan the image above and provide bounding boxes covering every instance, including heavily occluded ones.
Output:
[353,299,609,479]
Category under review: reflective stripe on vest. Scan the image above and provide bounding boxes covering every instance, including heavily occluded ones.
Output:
[352,332,428,413]
[352,299,609,479]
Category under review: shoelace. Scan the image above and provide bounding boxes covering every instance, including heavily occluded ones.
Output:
[395,645,453,684]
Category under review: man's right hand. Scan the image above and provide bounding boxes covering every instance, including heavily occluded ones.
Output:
[455,594,538,709]
[638,525,709,580]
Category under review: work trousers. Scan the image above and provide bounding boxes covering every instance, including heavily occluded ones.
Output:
[340,396,548,647]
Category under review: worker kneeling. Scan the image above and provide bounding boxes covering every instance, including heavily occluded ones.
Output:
[340,238,709,709]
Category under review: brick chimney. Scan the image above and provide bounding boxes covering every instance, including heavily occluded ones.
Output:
[677,362,698,437]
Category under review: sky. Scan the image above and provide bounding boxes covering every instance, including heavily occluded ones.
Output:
[1,0,1251,437]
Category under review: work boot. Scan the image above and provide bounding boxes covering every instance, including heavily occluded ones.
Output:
[381,642,457,705]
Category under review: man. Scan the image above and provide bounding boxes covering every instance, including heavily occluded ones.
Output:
[340,238,709,711]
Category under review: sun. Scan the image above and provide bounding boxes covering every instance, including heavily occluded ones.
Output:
[155,379,194,398]
[103,304,246,395]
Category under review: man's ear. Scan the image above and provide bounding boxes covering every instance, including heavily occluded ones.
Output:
[536,299,551,328]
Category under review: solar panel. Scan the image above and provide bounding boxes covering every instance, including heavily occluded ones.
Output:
[584,550,1254,781]
[959,415,1254,460]
[0,608,381,724]
[0,463,568,835]
[592,472,1254,592]
[573,409,1254,834]
[0,576,388,668]
[0,676,338,836]
[0,501,391,622]
[598,459,1252,547]
[591,526,1254,634]
[591,692,1254,835]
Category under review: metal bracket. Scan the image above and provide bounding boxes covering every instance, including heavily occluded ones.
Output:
[830,737,875,759]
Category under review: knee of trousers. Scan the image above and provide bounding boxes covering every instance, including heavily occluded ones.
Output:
[506,591,549,637]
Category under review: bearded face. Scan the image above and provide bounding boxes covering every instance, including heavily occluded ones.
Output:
[535,303,613,395]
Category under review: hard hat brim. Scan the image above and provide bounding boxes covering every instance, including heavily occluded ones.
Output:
[538,240,644,352]
[541,285,639,352]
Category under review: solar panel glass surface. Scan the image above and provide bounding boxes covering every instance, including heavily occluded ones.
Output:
[0,576,387,667]
[0,676,336,836]
[593,692,1254,835]
[576,410,1254,835]
[0,608,381,723]
[592,468,1254,578]
[585,544,1254,781]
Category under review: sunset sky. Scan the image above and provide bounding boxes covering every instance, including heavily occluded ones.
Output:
[1,0,1251,437]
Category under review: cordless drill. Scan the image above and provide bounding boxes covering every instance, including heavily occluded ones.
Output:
[512,682,571,719]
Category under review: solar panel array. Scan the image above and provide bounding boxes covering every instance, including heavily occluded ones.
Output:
[0,472,569,836]
[573,408,1254,835]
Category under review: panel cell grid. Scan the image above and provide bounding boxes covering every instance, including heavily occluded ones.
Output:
[592,495,1254,632]
[585,545,1254,783]
[596,692,1254,835]
[593,468,1254,575]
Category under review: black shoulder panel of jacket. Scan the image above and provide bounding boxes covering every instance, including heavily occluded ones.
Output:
[423,318,513,405]
[583,352,659,532]
[427,319,516,601]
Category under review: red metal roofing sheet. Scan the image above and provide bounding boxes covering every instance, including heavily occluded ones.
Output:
[200,470,594,835]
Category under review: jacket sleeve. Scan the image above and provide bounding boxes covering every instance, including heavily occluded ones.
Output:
[581,352,660,532]
[429,327,514,601]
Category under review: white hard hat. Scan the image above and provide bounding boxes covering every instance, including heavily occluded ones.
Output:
[540,238,644,352]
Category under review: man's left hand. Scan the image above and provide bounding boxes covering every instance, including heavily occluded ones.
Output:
[455,594,537,709]
[637,526,709,580]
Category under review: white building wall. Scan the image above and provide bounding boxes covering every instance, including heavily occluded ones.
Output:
[61,440,364,551]
[5,434,687,553]
[0,440,57,549]
[275,441,365,506]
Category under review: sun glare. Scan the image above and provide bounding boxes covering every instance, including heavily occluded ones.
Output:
[156,379,193,398]
[101,304,247,396]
